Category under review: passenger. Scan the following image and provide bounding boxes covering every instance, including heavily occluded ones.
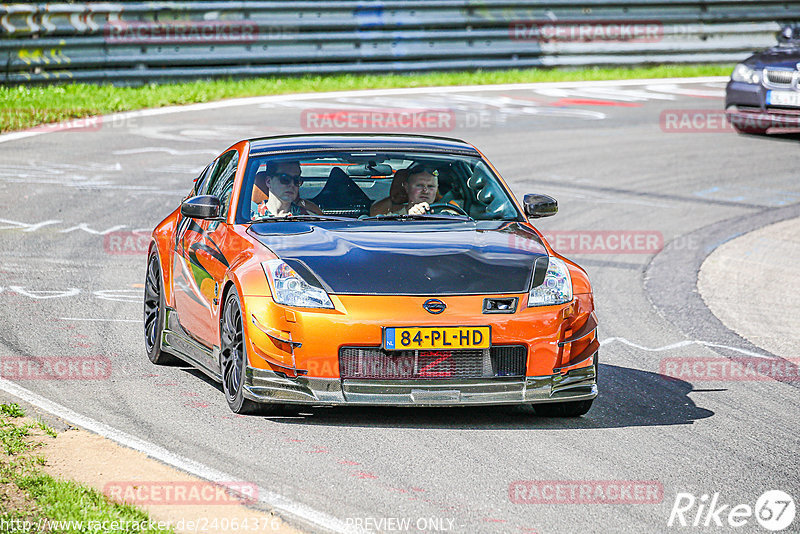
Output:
[251,161,321,219]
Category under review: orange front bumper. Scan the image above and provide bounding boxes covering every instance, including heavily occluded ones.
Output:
[238,292,597,406]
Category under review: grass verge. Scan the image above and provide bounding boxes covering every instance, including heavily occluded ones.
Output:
[0,403,174,533]
[0,64,733,133]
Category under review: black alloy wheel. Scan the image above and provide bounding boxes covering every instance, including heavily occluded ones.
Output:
[144,251,177,365]
[220,291,260,414]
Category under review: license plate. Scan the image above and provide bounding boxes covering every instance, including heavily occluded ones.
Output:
[383,326,490,350]
[767,90,800,107]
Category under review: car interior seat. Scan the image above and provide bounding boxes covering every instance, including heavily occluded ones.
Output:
[252,170,270,205]
[370,169,410,216]
[311,167,373,217]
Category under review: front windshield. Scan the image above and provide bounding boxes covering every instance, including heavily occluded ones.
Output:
[235,151,521,223]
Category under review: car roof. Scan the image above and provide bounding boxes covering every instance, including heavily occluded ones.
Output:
[247,133,480,156]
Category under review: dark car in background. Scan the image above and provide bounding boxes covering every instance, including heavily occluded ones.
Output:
[726,26,800,134]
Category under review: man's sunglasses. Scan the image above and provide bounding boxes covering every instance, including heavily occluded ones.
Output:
[270,173,303,186]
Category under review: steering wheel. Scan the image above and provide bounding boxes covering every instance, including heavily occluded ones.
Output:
[427,202,469,216]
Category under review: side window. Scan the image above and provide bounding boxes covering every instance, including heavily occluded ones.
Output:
[204,150,238,197]
[217,180,236,218]
[208,150,239,217]
[193,162,215,196]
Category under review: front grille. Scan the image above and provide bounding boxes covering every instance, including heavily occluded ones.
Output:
[339,346,527,379]
[492,345,528,376]
[734,105,800,116]
[766,107,800,116]
[764,69,796,88]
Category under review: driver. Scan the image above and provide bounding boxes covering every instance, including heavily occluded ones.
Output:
[251,161,321,218]
[391,165,439,215]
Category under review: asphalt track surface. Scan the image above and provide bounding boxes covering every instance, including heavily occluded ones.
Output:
[1,78,799,534]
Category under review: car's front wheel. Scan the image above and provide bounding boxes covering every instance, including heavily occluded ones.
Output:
[220,291,262,414]
[534,399,594,417]
[533,353,598,417]
[219,291,294,415]
[732,124,769,135]
[729,115,768,135]
[144,251,178,365]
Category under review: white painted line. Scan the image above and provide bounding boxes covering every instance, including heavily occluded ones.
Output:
[0,76,728,146]
[9,286,80,299]
[644,83,725,98]
[600,336,775,359]
[0,379,355,534]
[59,317,141,323]
[0,130,43,143]
[112,147,219,156]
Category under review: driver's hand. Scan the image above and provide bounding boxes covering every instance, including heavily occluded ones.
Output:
[408,202,430,215]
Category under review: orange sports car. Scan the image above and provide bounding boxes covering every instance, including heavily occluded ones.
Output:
[145,134,598,416]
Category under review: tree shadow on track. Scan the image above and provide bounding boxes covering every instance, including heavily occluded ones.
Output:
[260,364,714,430]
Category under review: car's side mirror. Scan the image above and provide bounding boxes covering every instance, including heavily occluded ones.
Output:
[523,194,558,218]
[181,195,222,220]
[778,26,796,42]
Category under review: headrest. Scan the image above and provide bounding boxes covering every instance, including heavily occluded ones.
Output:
[390,169,410,204]
[254,170,270,190]
[328,166,349,184]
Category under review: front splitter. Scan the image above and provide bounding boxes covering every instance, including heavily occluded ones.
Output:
[242,357,597,407]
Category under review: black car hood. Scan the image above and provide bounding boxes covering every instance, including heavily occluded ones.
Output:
[749,45,800,68]
[248,221,548,295]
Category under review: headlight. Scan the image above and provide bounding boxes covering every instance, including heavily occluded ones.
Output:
[528,257,572,307]
[731,63,761,85]
[262,259,334,309]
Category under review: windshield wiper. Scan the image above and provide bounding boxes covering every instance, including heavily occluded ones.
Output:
[251,214,352,222]
[361,213,472,221]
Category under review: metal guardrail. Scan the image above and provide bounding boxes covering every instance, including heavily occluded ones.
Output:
[2,1,798,84]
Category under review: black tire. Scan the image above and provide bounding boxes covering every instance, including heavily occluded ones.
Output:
[533,353,598,417]
[729,114,769,135]
[220,291,297,415]
[144,251,179,365]
[534,399,594,417]
[732,123,769,135]
[220,291,263,414]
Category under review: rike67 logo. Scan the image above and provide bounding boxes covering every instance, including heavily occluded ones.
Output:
[668,490,796,531]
